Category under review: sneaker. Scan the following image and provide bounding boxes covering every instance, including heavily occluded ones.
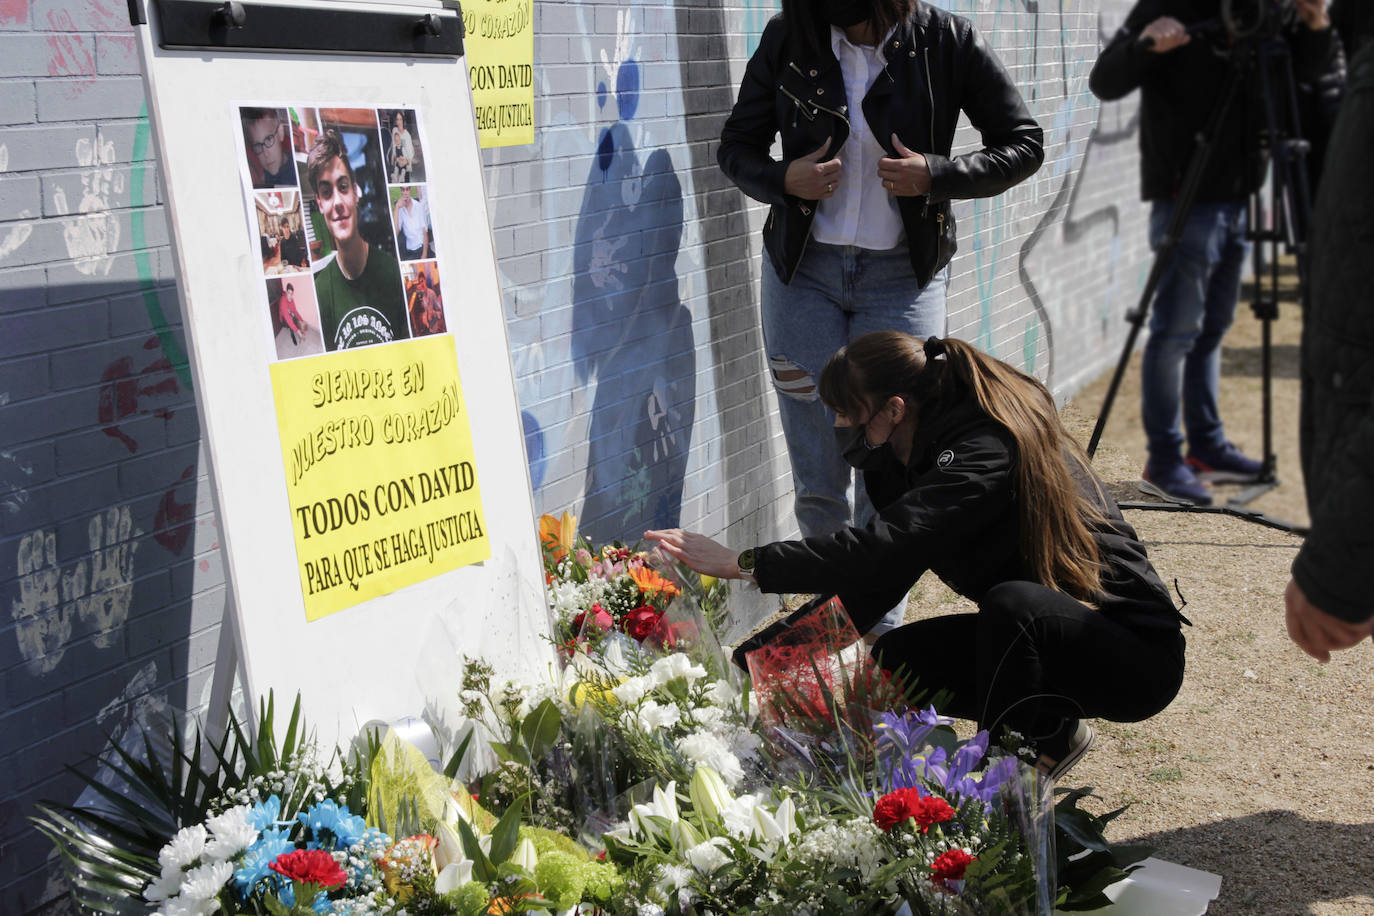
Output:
[1140,460,1213,506]
[1186,442,1263,483]
[1035,720,1096,785]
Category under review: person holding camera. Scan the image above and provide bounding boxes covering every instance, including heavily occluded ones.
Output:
[716,0,1043,635]
[1089,0,1339,506]
[648,332,1188,782]
[1286,42,1374,663]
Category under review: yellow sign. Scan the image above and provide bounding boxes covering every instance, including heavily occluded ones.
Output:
[270,336,490,621]
[463,0,534,147]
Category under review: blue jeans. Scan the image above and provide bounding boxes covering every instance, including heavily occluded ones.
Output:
[761,243,947,632]
[1141,200,1250,465]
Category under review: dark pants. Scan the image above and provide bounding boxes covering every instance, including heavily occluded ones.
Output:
[872,581,1185,743]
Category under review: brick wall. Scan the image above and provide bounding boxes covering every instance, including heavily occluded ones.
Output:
[0,0,1148,910]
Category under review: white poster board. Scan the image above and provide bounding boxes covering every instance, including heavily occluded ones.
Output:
[134,0,554,748]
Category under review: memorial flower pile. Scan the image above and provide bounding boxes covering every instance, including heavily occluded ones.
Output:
[35,517,1142,915]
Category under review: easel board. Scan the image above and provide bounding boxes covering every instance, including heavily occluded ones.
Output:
[134,0,554,748]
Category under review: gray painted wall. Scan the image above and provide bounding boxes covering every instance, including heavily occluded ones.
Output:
[0,0,1147,909]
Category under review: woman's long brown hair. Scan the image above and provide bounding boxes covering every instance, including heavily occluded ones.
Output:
[819,331,1106,601]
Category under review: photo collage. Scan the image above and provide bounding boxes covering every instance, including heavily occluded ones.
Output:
[237,106,445,360]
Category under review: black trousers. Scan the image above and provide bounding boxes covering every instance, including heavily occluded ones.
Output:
[872,580,1185,742]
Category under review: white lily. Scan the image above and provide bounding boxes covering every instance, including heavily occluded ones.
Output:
[434,819,466,871]
[774,796,797,839]
[689,765,733,825]
[434,858,474,893]
[511,837,539,872]
[669,817,703,852]
[629,781,680,841]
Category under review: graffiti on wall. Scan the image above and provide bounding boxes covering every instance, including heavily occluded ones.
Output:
[571,27,695,543]
[949,0,1143,387]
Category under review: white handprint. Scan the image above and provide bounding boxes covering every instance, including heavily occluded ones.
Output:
[0,144,35,262]
[51,132,123,276]
[11,530,72,675]
[78,506,141,647]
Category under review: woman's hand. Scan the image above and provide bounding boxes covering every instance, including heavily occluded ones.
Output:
[784,139,840,201]
[645,528,742,579]
[877,135,932,197]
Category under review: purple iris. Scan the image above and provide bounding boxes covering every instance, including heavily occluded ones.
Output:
[873,706,1019,810]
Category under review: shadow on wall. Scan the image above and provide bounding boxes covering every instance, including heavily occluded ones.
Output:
[570,71,696,545]
[1,278,216,913]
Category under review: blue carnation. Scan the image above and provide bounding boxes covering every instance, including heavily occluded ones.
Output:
[248,795,284,832]
[298,799,367,849]
[234,827,294,895]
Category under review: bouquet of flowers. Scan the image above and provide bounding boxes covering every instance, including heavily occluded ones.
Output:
[539,512,729,653]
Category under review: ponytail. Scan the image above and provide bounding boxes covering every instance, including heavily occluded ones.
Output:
[820,332,1105,601]
[935,339,1104,600]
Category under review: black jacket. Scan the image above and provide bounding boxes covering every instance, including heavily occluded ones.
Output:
[754,400,1184,635]
[1292,44,1374,625]
[717,5,1043,286]
[1089,0,1340,202]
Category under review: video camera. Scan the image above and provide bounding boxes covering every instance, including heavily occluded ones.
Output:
[1220,0,1287,42]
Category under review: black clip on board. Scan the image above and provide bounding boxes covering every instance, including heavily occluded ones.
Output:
[128,0,464,58]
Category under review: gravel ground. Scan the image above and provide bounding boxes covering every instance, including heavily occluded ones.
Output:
[906,264,1374,914]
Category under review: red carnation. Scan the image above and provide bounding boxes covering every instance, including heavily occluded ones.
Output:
[622,605,663,641]
[269,848,347,889]
[873,787,923,831]
[911,795,955,832]
[873,789,955,833]
[930,848,976,884]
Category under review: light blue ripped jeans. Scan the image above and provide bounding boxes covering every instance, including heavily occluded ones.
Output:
[761,242,948,635]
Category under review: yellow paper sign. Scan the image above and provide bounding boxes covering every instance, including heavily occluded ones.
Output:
[463,0,534,147]
[270,336,490,621]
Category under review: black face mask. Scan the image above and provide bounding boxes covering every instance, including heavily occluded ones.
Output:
[820,0,871,28]
[834,424,897,472]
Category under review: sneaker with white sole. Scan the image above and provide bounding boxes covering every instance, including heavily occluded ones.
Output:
[1035,719,1096,785]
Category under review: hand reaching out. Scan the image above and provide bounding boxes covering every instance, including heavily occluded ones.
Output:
[645,528,743,579]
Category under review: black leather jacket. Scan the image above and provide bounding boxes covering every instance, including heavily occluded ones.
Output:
[718,5,1044,286]
[754,399,1185,636]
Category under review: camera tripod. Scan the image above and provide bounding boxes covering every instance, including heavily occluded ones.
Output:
[1085,20,1315,535]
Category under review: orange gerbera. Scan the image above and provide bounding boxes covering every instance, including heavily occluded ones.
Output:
[630,565,680,600]
[539,511,578,562]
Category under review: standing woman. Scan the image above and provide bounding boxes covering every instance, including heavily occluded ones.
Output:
[648,332,1188,780]
[718,0,1043,631]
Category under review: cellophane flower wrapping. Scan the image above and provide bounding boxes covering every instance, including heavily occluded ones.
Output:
[743,596,905,775]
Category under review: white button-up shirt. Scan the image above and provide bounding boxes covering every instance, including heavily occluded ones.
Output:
[810,26,904,251]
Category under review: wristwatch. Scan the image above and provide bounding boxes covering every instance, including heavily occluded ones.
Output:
[736,548,757,583]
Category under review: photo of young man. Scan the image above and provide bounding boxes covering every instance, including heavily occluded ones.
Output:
[403,261,446,337]
[267,277,324,359]
[391,185,435,261]
[241,107,298,189]
[305,127,409,350]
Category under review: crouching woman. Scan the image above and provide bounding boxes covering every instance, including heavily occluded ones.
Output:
[647,331,1187,780]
